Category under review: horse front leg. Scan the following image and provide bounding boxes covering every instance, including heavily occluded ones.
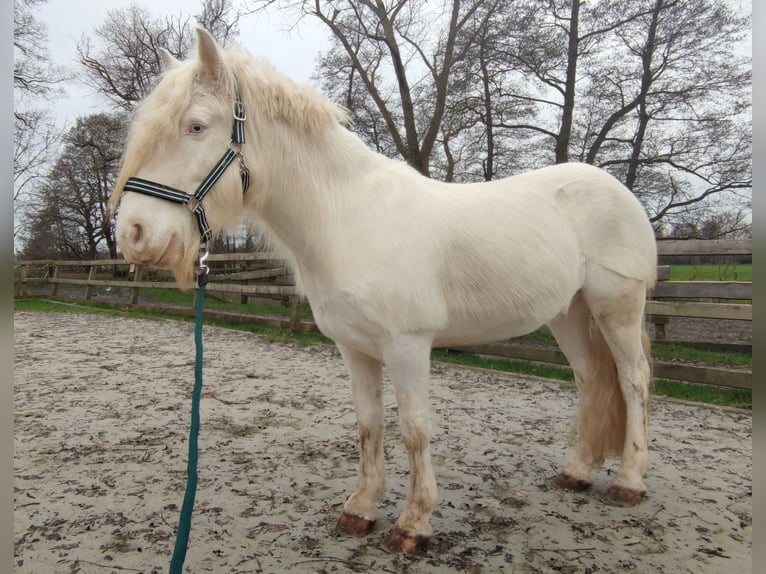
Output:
[381,335,437,554]
[336,345,385,537]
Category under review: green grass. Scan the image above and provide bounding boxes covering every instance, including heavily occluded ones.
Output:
[203,318,332,346]
[138,287,308,318]
[512,328,750,369]
[137,287,196,306]
[513,327,556,346]
[669,264,751,282]
[431,349,575,385]
[430,347,749,409]
[651,341,750,368]
[14,297,750,409]
[16,298,128,316]
[652,379,752,409]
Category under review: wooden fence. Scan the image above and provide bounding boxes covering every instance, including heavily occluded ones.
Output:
[14,239,751,390]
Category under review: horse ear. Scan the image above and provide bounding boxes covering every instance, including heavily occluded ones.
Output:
[159,48,180,71]
[195,27,224,83]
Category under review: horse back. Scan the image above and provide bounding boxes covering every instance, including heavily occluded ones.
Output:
[428,163,656,343]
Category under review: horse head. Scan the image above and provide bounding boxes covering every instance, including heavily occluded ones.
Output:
[110,28,248,289]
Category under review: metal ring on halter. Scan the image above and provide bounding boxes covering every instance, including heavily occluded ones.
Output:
[233,101,247,121]
[228,139,243,153]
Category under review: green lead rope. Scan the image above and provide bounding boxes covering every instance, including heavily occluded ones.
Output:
[169,269,208,574]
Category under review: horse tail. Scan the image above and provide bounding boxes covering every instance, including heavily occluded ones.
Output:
[571,320,652,466]
[570,323,623,465]
[642,321,653,383]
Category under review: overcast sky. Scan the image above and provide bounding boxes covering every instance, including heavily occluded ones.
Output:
[33,0,752,128]
[36,0,330,126]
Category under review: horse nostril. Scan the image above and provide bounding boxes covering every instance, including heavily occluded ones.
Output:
[130,223,144,245]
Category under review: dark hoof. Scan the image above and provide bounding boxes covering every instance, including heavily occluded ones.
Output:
[548,472,592,492]
[603,485,645,507]
[337,512,376,537]
[381,527,430,554]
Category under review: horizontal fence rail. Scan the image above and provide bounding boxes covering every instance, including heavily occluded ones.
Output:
[15,239,751,389]
[656,238,752,256]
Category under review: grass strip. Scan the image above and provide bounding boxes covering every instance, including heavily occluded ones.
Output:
[14,298,750,409]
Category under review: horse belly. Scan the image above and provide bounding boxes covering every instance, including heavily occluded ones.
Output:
[432,232,585,347]
[433,313,548,347]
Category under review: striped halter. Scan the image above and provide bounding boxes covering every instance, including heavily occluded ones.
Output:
[122,94,250,245]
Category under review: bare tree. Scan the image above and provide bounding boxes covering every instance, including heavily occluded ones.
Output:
[665,209,752,240]
[21,114,127,259]
[13,111,59,237]
[197,0,241,46]
[14,0,67,98]
[76,0,242,111]
[13,0,68,242]
[250,0,486,177]
[574,0,751,225]
[76,5,195,111]
[436,0,540,181]
[232,1,753,229]
[484,0,657,165]
[314,35,401,157]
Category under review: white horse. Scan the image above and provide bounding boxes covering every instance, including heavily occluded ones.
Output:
[110,28,657,554]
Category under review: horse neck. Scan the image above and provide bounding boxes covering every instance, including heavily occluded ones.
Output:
[244,120,378,273]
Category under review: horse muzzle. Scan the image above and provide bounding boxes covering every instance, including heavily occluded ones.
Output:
[116,218,181,269]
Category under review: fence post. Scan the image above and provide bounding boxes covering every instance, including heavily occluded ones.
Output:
[130,265,143,305]
[50,265,59,297]
[85,264,97,300]
[289,295,303,329]
[18,265,27,297]
[240,259,249,304]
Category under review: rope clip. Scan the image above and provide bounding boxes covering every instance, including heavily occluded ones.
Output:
[196,246,210,287]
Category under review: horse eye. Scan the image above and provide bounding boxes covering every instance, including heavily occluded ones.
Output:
[188,123,206,135]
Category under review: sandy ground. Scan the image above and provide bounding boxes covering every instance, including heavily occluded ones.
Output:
[14,311,751,573]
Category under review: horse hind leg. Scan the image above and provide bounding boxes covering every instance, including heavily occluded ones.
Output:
[547,291,627,494]
[584,269,652,507]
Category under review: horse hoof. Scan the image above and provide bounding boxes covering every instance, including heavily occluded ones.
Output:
[548,472,591,492]
[603,485,645,507]
[337,512,376,537]
[381,527,430,554]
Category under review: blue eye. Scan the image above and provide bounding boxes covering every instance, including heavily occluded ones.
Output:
[188,123,206,134]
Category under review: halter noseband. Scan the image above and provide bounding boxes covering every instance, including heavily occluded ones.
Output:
[122,94,250,245]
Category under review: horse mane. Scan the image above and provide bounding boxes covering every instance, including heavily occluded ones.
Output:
[223,48,352,290]
[111,42,349,215]
[225,50,350,133]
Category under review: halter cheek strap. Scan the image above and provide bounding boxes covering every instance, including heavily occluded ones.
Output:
[122,93,250,245]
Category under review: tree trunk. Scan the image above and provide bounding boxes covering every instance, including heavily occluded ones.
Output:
[625,0,663,190]
[480,38,495,181]
[554,0,581,164]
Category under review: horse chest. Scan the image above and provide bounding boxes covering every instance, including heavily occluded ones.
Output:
[313,303,386,359]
